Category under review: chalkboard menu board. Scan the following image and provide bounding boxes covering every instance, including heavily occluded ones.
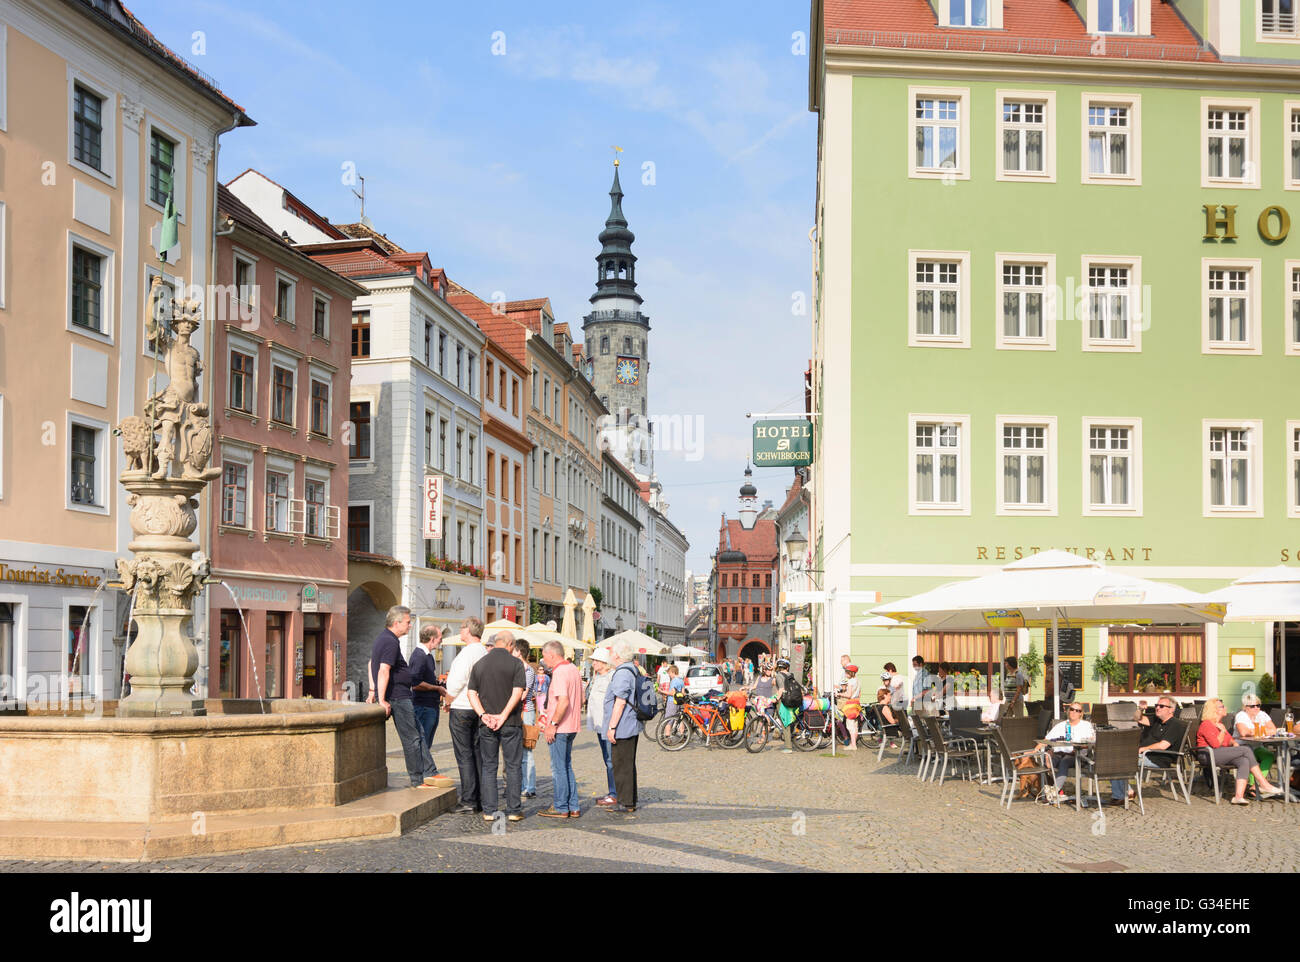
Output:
[1055,659,1085,691]
[1046,628,1084,658]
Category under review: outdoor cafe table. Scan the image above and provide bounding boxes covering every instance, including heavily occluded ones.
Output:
[1036,738,1095,812]
[1236,734,1296,806]
[951,723,997,784]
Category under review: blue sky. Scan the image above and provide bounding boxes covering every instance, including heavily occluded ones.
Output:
[133,0,817,573]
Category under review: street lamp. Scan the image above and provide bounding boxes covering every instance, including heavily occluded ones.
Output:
[615,614,624,632]
[434,579,451,608]
[784,527,808,569]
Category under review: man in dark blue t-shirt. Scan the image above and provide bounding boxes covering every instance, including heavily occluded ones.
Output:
[409,623,449,782]
[366,605,429,788]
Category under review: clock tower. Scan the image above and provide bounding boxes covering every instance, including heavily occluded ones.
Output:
[584,160,653,479]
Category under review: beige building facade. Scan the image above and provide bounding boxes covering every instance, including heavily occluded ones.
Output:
[0,0,247,704]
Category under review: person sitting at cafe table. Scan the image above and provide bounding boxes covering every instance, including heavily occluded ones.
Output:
[1233,694,1278,775]
[981,687,1003,725]
[1200,698,1283,804]
[1138,697,1186,773]
[1045,702,1133,806]
[931,662,956,713]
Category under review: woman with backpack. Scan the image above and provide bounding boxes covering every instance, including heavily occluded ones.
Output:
[773,657,801,754]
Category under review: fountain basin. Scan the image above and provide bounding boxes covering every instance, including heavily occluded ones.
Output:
[0,699,387,823]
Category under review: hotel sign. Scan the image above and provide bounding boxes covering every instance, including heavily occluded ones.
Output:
[753,420,812,467]
[422,475,444,539]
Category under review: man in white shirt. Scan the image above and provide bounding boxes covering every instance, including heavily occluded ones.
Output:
[443,617,489,815]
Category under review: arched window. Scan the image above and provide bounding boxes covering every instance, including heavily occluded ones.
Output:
[600,336,609,355]
[605,260,617,279]
[618,260,628,278]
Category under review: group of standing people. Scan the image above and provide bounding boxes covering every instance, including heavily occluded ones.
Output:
[719,658,755,687]
[368,609,644,824]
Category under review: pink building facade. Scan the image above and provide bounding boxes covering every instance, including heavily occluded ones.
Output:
[205,185,362,699]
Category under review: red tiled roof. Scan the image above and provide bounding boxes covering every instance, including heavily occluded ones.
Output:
[777,471,805,515]
[717,519,778,563]
[334,222,407,255]
[824,0,1215,62]
[506,298,551,312]
[448,288,529,366]
[309,246,408,277]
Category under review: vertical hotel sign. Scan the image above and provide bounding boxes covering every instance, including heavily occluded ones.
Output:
[752,420,813,467]
[423,476,444,539]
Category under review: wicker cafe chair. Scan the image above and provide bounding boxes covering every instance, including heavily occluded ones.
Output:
[894,709,920,766]
[999,715,1040,758]
[1269,708,1286,729]
[912,711,937,780]
[1079,728,1145,814]
[924,714,980,785]
[869,704,902,762]
[1138,722,1194,805]
[1089,703,1110,727]
[1196,742,1245,806]
[991,727,1052,810]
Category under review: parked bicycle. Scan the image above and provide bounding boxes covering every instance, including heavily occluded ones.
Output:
[658,691,747,751]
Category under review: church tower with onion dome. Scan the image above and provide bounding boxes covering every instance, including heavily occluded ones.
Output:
[584,159,654,480]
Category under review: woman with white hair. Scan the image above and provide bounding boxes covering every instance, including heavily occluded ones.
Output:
[586,646,618,808]
[603,637,644,815]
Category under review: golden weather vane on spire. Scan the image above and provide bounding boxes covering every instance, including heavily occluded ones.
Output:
[611,145,623,167]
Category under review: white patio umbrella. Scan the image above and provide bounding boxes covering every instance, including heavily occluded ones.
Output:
[670,644,709,659]
[1206,565,1300,703]
[872,550,1226,719]
[606,629,667,656]
[581,593,598,645]
[560,588,579,641]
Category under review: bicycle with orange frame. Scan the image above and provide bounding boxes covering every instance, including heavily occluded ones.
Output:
[658,691,747,750]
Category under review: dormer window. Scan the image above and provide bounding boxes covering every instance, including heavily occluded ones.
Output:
[940,0,1000,28]
[951,0,988,27]
[1095,0,1139,34]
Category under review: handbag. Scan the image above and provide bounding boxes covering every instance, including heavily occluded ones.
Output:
[523,723,539,751]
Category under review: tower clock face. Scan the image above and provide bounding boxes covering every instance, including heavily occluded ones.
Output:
[615,356,640,385]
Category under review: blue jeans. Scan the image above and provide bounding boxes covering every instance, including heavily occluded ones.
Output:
[521,708,537,794]
[390,698,426,786]
[414,704,440,777]
[596,733,617,796]
[548,732,579,813]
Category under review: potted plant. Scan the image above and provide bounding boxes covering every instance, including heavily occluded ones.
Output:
[1138,665,1170,693]
[1258,672,1280,711]
[1019,643,1043,685]
[1092,650,1129,690]
[1179,664,1202,693]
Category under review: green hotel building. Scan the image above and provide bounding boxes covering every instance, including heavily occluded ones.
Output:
[808,0,1300,709]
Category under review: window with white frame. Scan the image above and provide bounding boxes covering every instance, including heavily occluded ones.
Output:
[274,275,295,324]
[1082,257,1141,350]
[1205,422,1262,516]
[948,0,991,26]
[997,420,1055,513]
[997,257,1054,347]
[1288,422,1300,518]
[148,129,176,207]
[913,96,960,172]
[909,416,970,514]
[1289,263,1300,354]
[1263,0,1298,36]
[1203,261,1260,353]
[999,98,1048,177]
[1288,105,1300,186]
[424,411,434,466]
[909,252,969,347]
[72,83,105,172]
[222,459,249,527]
[271,364,295,425]
[468,434,477,484]
[455,343,464,389]
[439,418,448,470]
[230,349,255,414]
[1096,0,1137,33]
[1082,96,1140,184]
[455,427,464,480]
[313,294,328,339]
[69,423,100,508]
[310,378,329,435]
[1202,100,1259,188]
[71,245,105,334]
[234,255,255,311]
[265,468,291,533]
[304,476,328,537]
[1085,423,1142,513]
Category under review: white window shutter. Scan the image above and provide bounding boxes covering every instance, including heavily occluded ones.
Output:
[326,504,342,540]
[288,498,306,534]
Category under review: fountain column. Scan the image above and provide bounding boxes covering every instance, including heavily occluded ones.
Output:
[115,278,221,718]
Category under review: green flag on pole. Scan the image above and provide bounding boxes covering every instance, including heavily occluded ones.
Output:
[158,190,178,263]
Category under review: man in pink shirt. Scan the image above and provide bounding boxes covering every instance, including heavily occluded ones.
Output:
[538,641,584,819]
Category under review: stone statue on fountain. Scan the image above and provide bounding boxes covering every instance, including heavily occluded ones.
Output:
[113,275,220,717]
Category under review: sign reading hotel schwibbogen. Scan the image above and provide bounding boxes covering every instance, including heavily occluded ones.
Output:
[0,561,102,587]
[752,420,812,467]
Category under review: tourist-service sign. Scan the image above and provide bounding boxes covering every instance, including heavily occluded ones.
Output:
[752,419,812,467]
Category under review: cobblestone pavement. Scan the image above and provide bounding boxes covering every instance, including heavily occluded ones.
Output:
[7,729,1300,873]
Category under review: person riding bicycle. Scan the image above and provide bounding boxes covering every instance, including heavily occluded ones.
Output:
[772,657,800,754]
[750,661,776,715]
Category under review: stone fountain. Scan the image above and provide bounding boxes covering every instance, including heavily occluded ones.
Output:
[0,278,451,860]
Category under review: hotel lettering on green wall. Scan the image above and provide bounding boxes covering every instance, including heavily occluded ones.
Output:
[753,420,813,467]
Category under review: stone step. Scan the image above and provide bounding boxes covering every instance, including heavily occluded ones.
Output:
[0,776,455,861]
